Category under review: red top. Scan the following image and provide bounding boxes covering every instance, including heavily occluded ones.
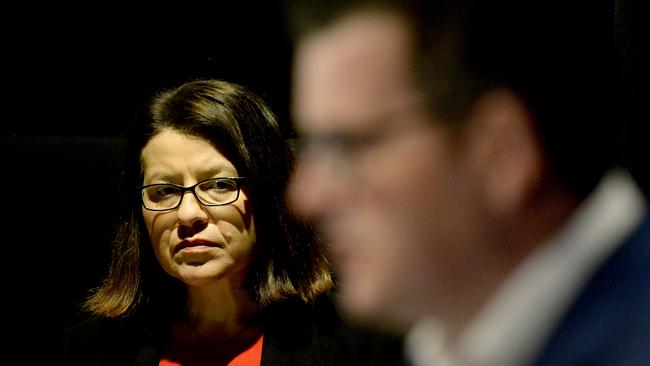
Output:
[159,335,264,366]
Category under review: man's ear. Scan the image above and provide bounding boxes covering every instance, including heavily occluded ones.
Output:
[464,89,544,218]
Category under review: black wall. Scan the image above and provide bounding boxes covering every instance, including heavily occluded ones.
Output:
[3,3,293,361]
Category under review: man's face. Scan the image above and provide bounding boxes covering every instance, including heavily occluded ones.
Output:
[289,12,481,332]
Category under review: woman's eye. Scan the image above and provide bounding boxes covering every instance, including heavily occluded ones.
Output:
[158,186,179,196]
[205,179,237,191]
[143,185,180,203]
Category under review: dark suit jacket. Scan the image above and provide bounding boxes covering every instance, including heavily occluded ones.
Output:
[534,208,650,365]
[60,295,403,366]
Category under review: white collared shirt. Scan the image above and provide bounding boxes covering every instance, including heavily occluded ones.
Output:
[405,169,647,366]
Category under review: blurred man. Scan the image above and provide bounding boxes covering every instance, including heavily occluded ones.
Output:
[286,0,650,365]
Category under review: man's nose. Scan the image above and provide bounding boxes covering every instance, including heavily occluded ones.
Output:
[287,152,350,218]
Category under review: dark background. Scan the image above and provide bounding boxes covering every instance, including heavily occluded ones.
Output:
[2,3,295,360]
[0,0,645,362]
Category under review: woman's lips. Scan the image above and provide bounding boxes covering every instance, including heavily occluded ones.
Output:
[174,239,221,254]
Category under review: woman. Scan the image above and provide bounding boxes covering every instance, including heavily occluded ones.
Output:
[60,79,401,365]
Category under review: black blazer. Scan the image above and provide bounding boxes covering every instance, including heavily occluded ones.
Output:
[534,208,650,365]
[60,295,404,366]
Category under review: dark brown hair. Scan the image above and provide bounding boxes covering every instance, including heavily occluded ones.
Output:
[286,0,619,196]
[84,79,333,318]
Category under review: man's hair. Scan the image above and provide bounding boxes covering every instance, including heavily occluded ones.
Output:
[287,0,619,195]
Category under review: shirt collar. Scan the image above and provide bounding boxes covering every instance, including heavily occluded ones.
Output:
[406,169,647,366]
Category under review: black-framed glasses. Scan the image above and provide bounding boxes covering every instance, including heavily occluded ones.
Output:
[138,177,248,211]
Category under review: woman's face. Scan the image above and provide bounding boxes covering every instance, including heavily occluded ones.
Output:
[140,129,256,287]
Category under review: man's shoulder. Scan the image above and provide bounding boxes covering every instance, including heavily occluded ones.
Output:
[537,208,650,365]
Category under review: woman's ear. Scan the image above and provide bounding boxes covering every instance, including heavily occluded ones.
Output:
[464,89,544,218]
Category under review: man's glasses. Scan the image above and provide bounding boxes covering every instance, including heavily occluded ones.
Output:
[138,177,248,211]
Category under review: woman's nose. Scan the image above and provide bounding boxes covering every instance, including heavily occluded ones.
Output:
[176,191,209,227]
